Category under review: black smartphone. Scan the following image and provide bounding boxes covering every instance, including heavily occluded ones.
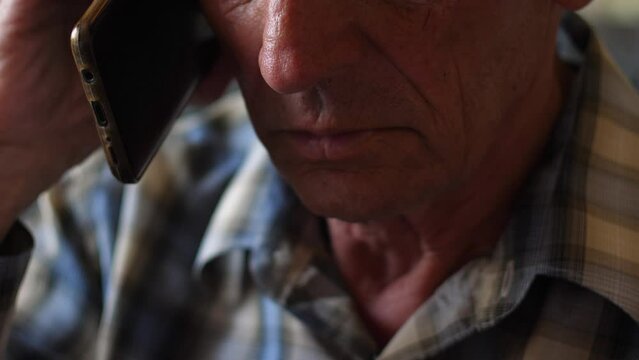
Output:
[71,0,217,183]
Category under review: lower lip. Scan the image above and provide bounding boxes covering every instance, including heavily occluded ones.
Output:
[281,130,376,160]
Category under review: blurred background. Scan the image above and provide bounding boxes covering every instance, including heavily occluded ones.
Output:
[580,0,639,88]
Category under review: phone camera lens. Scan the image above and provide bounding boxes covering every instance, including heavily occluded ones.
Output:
[82,69,96,83]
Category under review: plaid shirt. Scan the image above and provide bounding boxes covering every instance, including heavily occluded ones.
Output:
[2,13,638,360]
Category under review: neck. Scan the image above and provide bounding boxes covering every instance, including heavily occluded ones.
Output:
[328,54,573,346]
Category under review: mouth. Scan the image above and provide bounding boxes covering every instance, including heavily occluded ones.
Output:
[274,128,409,161]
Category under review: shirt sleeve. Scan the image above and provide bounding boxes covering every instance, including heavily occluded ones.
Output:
[0,222,33,348]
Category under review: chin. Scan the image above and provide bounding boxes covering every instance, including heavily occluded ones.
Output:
[282,167,442,222]
[297,192,395,222]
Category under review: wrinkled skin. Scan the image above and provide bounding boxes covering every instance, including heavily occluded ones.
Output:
[201,0,582,221]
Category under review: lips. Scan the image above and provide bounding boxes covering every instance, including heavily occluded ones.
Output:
[274,128,404,161]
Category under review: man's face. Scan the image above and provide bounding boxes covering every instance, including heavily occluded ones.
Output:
[201,0,560,221]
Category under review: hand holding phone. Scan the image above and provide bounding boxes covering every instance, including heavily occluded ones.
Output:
[0,0,97,237]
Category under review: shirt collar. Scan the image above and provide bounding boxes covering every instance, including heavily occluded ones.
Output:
[193,138,379,358]
[193,141,291,280]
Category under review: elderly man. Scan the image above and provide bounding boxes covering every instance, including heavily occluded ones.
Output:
[0,0,637,358]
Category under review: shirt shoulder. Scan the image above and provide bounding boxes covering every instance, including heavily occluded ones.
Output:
[10,92,258,358]
[433,277,639,360]
[567,29,639,323]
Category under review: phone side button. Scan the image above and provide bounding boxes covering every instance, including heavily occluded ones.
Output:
[91,101,108,127]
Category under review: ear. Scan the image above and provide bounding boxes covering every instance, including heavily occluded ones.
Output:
[554,0,593,11]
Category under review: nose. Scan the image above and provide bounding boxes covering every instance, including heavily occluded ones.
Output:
[258,0,366,94]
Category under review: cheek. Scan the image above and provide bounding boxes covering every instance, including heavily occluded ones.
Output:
[354,10,478,170]
[358,1,549,171]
